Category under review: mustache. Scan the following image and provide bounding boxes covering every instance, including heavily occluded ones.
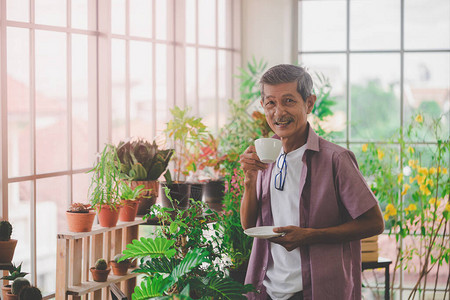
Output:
[274,117,294,123]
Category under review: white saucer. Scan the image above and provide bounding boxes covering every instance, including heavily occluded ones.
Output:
[244,226,284,239]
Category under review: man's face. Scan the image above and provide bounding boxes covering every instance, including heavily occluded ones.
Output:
[261,81,315,141]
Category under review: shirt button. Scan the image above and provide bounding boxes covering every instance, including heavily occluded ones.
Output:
[257,290,261,293]
[263,266,266,270]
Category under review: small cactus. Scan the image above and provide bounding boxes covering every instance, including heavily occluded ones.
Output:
[95,258,108,270]
[12,277,31,295]
[67,203,91,213]
[0,220,13,241]
[114,254,130,264]
[19,286,42,300]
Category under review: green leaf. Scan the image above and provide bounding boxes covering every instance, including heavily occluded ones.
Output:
[132,275,167,300]
[166,248,211,287]
[169,222,178,234]
[121,237,176,262]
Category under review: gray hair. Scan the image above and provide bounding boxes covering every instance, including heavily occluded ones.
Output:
[260,64,314,102]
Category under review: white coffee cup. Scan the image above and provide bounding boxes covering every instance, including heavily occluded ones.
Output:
[255,138,282,163]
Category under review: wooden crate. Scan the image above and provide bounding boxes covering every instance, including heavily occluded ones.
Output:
[56,219,145,300]
[361,235,379,262]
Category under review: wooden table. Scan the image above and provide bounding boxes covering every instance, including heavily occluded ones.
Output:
[362,257,392,300]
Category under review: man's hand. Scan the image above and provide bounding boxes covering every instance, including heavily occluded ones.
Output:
[270,226,313,251]
[239,145,267,183]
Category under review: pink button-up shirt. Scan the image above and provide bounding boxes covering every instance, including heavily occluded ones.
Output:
[245,125,379,300]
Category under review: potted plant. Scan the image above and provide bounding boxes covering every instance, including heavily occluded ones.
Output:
[0,220,17,263]
[88,144,122,227]
[65,202,96,232]
[1,262,28,299]
[5,277,30,300]
[17,286,42,300]
[116,138,173,216]
[110,254,131,276]
[163,106,208,209]
[118,182,152,222]
[90,258,110,282]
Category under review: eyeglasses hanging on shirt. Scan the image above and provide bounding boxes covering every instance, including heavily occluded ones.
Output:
[274,152,287,191]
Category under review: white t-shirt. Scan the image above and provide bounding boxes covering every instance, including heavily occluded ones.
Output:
[264,144,306,300]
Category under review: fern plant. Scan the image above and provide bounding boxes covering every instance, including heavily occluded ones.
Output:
[120,237,253,299]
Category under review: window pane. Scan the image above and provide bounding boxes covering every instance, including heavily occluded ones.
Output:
[186,0,196,44]
[155,0,167,40]
[299,54,347,140]
[186,46,197,108]
[218,0,227,48]
[156,44,168,135]
[404,53,450,141]
[35,30,68,174]
[112,0,126,35]
[7,28,31,177]
[36,176,67,295]
[198,48,216,129]
[72,34,93,169]
[299,0,346,51]
[112,39,126,144]
[7,0,29,22]
[405,0,450,50]
[73,173,91,204]
[198,0,216,46]
[130,0,152,38]
[35,0,66,27]
[130,41,152,138]
[350,54,400,140]
[218,50,230,128]
[350,0,400,50]
[71,0,88,30]
[8,182,32,283]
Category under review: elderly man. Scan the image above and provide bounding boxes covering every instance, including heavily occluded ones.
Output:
[240,64,384,300]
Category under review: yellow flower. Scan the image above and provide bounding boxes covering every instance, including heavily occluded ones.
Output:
[418,167,428,176]
[362,144,368,152]
[408,146,415,154]
[419,185,431,196]
[401,184,410,196]
[386,203,395,211]
[415,114,423,123]
[377,149,385,161]
[395,155,399,162]
[417,175,426,185]
[408,160,418,169]
[408,204,417,211]
[426,178,434,187]
[429,167,437,174]
[384,214,390,221]
[442,168,448,174]
[429,197,436,205]
[397,173,403,184]
[445,202,450,212]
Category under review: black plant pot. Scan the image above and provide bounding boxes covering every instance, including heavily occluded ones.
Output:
[189,183,204,202]
[160,182,191,210]
[204,180,225,203]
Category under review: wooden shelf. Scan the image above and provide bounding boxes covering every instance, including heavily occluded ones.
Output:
[67,269,139,296]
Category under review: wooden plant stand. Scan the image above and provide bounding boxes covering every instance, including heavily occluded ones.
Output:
[56,219,146,300]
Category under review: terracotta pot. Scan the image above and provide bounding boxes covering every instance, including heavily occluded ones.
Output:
[90,267,111,282]
[119,200,139,222]
[2,285,11,299]
[4,291,18,300]
[131,181,159,216]
[66,210,96,232]
[0,239,18,263]
[189,183,204,202]
[96,205,121,227]
[160,182,191,210]
[110,261,131,276]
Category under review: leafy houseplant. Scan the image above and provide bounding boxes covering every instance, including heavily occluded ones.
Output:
[358,114,449,298]
[88,144,122,227]
[110,254,131,276]
[65,203,96,232]
[1,262,28,299]
[0,220,17,263]
[90,258,110,282]
[118,182,151,222]
[163,106,208,208]
[117,138,174,215]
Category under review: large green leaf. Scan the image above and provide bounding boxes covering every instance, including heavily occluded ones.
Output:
[138,257,180,275]
[166,248,210,287]
[132,275,166,300]
[201,276,254,300]
[121,237,177,262]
